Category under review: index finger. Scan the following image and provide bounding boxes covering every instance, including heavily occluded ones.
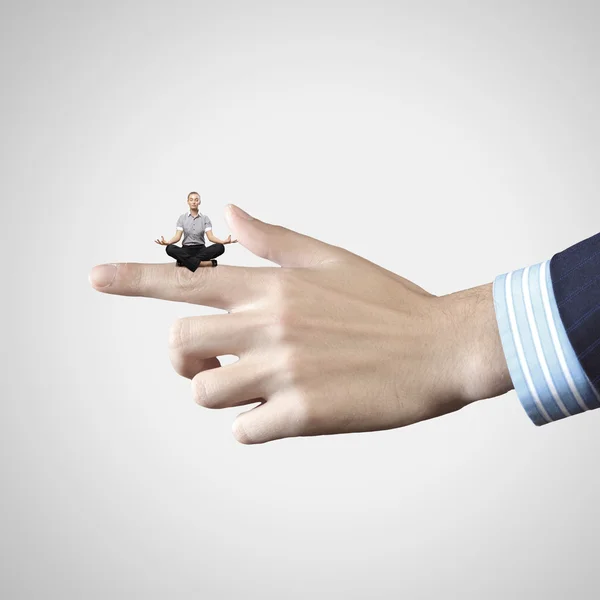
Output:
[89,262,266,311]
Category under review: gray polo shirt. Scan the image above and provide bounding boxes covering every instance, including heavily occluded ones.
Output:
[176,212,213,246]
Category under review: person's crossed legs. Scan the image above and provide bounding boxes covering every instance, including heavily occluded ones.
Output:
[165,243,225,272]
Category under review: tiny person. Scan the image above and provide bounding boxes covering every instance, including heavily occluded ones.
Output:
[154,191,237,271]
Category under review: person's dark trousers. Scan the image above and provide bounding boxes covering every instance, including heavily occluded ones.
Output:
[165,243,225,272]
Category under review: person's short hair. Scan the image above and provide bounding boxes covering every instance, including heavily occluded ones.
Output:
[187,191,200,200]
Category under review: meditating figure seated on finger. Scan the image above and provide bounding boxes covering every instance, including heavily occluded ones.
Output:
[153,191,237,272]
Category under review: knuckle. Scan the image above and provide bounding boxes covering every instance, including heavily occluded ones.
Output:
[168,318,190,352]
[191,375,211,407]
[174,264,200,293]
[268,284,299,343]
[269,312,295,344]
[124,263,145,294]
[192,374,222,409]
[277,346,303,388]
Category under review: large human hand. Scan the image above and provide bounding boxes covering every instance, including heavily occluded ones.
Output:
[154,236,168,245]
[90,204,512,444]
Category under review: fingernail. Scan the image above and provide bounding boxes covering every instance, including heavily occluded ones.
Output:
[228,204,254,220]
[89,264,117,288]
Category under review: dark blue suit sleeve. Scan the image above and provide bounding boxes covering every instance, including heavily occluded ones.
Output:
[550,232,600,394]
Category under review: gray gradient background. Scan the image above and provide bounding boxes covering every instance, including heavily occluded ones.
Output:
[2,1,600,598]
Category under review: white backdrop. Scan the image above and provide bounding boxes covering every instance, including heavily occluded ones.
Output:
[3,1,600,598]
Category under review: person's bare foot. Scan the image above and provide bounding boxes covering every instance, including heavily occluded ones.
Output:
[198,261,213,267]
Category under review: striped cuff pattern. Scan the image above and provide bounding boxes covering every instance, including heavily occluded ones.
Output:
[493,259,600,425]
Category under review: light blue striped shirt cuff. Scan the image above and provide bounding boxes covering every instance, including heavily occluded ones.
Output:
[493,259,600,425]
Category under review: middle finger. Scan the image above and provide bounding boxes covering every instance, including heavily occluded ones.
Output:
[168,311,266,378]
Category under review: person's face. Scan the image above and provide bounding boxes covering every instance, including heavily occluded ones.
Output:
[188,194,200,210]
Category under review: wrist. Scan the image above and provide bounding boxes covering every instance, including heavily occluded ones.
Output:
[439,282,514,407]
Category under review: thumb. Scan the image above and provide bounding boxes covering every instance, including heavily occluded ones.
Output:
[224,204,342,268]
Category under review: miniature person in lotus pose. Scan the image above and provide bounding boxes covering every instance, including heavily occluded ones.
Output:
[155,191,237,270]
